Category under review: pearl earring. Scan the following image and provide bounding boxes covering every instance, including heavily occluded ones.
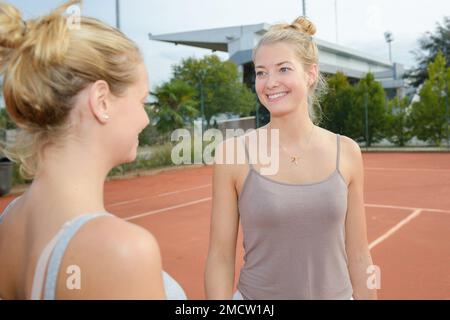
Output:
[103,114,110,120]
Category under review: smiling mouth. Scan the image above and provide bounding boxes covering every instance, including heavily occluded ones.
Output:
[266,91,289,102]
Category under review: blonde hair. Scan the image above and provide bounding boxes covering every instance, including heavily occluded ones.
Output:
[253,16,327,124]
[0,0,142,179]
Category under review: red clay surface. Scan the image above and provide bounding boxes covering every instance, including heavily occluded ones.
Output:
[1,152,449,299]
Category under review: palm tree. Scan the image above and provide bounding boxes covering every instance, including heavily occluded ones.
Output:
[151,79,199,134]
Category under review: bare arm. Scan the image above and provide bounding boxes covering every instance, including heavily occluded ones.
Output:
[204,139,240,299]
[342,137,378,300]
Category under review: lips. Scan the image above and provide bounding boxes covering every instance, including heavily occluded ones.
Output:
[266,91,289,102]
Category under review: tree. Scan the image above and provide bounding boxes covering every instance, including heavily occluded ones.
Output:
[0,108,6,130]
[0,80,16,131]
[406,16,450,87]
[346,73,388,146]
[321,72,354,135]
[0,107,16,130]
[172,55,256,128]
[386,96,413,147]
[409,52,450,146]
[150,79,198,134]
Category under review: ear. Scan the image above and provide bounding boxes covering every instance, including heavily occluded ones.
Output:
[305,64,318,88]
[88,80,111,124]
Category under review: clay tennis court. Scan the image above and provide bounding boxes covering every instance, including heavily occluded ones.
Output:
[1,152,449,299]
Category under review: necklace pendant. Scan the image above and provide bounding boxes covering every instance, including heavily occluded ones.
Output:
[290,156,299,165]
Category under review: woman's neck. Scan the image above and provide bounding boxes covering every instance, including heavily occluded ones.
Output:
[28,141,111,218]
[268,106,315,149]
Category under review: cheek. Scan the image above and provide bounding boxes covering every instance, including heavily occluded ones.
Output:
[139,107,150,127]
[255,80,266,99]
[127,103,148,128]
[289,78,308,96]
[116,104,145,138]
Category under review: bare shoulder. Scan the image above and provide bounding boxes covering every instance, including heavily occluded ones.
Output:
[339,135,362,157]
[213,133,251,177]
[84,215,161,258]
[317,127,361,153]
[338,134,364,185]
[58,215,165,299]
[316,127,363,184]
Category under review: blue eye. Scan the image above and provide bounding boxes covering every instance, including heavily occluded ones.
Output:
[280,67,290,73]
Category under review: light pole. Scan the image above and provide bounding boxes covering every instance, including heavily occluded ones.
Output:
[198,69,207,134]
[302,0,307,17]
[384,31,393,63]
[364,84,369,148]
[116,0,121,30]
[446,75,449,148]
[197,70,208,165]
[335,0,339,44]
[200,83,205,133]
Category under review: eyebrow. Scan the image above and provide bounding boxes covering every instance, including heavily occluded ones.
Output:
[255,61,293,69]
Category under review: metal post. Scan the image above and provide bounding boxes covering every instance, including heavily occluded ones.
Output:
[364,85,369,148]
[335,0,339,44]
[384,31,393,63]
[194,78,207,165]
[302,0,306,17]
[446,75,449,148]
[388,42,392,63]
[116,0,121,30]
[256,102,260,128]
[200,81,205,134]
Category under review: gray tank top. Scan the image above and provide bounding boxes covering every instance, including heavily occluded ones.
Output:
[237,134,353,299]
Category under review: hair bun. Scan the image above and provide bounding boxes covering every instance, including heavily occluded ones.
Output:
[0,3,27,50]
[290,16,316,36]
[0,0,81,68]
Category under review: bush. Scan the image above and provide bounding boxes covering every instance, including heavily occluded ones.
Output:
[107,143,175,177]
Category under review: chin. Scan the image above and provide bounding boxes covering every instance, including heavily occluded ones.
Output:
[126,150,138,163]
[117,147,138,165]
[265,106,294,118]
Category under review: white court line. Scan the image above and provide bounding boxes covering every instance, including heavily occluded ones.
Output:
[366,167,450,173]
[121,197,450,222]
[109,184,211,207]
[109,198,141,207]
[124,197,212,221]
[365,203,450,214]
[119,192,448,249]
[368,209,423,251]
[157,184,211,197]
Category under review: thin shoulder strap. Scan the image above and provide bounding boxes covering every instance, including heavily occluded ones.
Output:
[30,226,67,300]
[30,213,110,300]
[336,134,341,172]
[241,136,254,170]
[43,213,110,300]
[0,197,21,224]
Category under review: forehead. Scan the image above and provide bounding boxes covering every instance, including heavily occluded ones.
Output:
[254,42,300,68]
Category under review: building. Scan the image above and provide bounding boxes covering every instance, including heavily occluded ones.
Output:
[150,23,406,126]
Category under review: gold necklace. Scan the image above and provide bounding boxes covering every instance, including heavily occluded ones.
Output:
[278,125,315,165]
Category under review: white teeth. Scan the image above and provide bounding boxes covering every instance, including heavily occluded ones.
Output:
[267,92,288,100]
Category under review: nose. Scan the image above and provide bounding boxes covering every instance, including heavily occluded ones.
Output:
[265,73,280,90]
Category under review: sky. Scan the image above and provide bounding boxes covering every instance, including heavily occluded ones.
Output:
[5,0,450,90]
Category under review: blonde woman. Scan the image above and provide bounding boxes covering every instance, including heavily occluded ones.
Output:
[205,17,377,300]
[0,1,185,299]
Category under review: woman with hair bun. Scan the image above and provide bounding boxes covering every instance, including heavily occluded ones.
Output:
[0,0,185,300]
[205,17,377,300]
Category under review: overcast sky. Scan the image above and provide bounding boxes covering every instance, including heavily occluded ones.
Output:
[8,0,450,89]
